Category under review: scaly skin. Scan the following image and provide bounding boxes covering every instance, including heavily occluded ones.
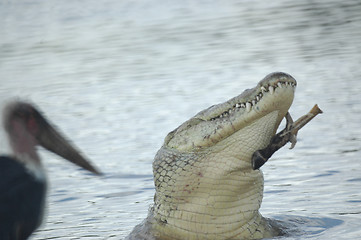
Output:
[127,72,297,240]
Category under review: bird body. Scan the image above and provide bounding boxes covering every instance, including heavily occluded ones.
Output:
[0,101,100,239]
[0,156,46,240]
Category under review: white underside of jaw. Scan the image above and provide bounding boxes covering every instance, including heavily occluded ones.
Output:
[219,110,280,163]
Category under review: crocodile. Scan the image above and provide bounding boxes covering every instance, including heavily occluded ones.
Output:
[127,72,297,240]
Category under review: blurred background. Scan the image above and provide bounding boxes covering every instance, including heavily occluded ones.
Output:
[1,0,360,239]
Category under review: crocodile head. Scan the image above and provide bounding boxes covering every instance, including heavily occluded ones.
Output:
[165,72,296,153]
[150,72,297,240]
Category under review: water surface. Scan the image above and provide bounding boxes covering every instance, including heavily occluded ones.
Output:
[1,0,361,239]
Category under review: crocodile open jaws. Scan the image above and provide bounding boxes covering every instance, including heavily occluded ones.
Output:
[127,72,297,240]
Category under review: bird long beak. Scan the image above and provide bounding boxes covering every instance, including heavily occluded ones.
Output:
[33,109,101,175]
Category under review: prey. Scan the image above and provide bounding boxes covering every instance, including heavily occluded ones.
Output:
[252,104,323,170]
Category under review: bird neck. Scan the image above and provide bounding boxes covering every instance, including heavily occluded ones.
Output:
[8,118,41,163]
[13,151,46,181]
[8,120,45,180]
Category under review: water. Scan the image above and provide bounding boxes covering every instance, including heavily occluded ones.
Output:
[1,0,361,239]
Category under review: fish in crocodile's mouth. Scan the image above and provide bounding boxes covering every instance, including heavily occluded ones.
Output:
[164,72,297,151]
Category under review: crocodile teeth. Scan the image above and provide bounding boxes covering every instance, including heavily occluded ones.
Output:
[246,102,252,112]
[269,86,274,94]
[211,80,297,121]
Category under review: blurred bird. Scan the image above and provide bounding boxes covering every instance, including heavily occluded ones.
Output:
[0,101,101,240]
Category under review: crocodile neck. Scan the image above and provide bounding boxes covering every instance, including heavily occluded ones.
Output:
[152,112,280,239]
